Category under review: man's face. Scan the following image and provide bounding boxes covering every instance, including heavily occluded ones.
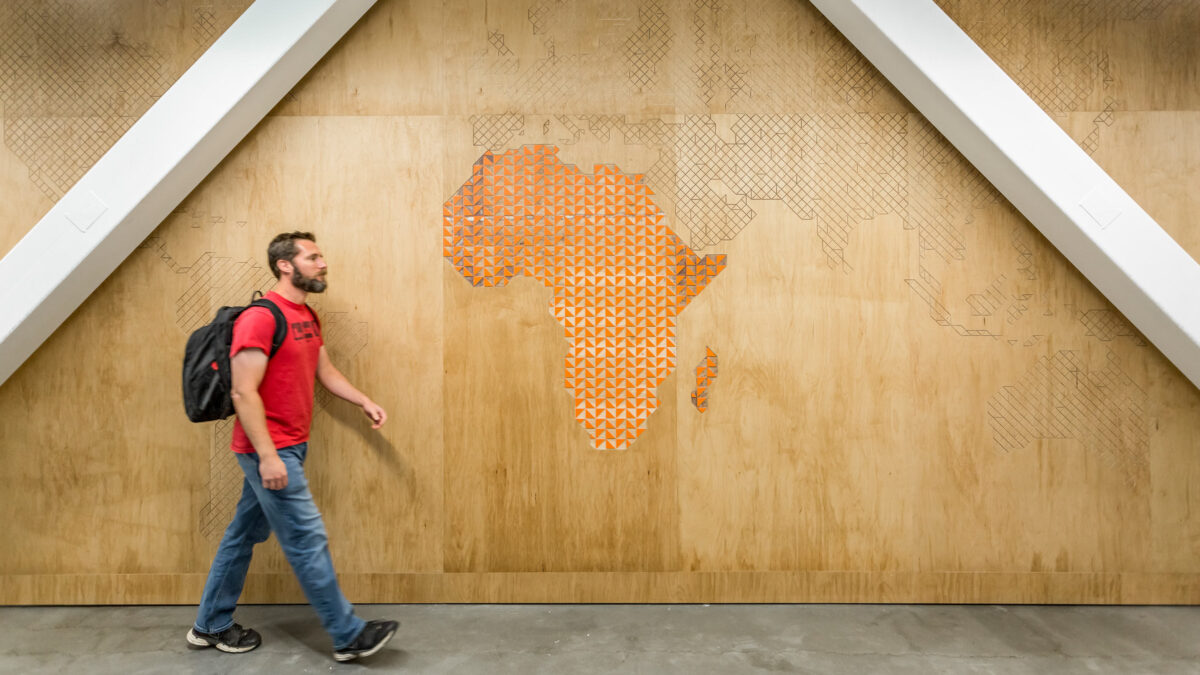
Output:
[287,239,327,293]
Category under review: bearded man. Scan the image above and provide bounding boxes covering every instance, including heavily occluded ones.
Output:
[187,231,397,663]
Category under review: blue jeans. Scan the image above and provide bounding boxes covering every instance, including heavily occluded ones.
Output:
[194,443,365,649]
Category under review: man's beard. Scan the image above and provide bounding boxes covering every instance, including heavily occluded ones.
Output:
[292,268,327,293]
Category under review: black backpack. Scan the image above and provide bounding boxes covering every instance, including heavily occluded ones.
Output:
[182,292,288,422]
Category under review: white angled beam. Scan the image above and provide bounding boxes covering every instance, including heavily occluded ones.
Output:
[810,0,1200,391]
[0,0,377,387]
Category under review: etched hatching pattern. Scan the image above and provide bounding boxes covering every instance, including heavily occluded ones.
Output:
[818,34,885,109]
[904,117,1016,339]
[0,1,250,201]
[470,0,812,114]
[198,419,242,540]
[488,30,514,57]
[468,33,586,115]
[690,0,726,107]
[1079,308,1145,345]
[512,46,583,111]
[173,254,278,334]
[556,115,586,145]
[937,0,1181,155]
[669,0,809,111]
[471,113,526,150]
[665,0,812,111]
[467,31,521,94]
[1011,224,1039,281]
[939,0,1160,109]
[527,0,565,35]
[727,0,815,114]
[1080,97,1117,156]
[191,5,218,58]
[624,1,672,91]
[966,277,1009,317]
[988,350,1149,486]
[138,236,276,334]
[190,1,253,57]
[0,1,172,199]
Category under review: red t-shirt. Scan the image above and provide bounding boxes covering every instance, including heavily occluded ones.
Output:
[229,291,323,453]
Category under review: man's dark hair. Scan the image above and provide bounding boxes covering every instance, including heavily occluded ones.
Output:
[267,231,316,279]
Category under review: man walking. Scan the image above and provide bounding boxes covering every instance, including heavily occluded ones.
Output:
[187,231,397,662]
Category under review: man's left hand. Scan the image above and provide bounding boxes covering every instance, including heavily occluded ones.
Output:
[362,400,387,429]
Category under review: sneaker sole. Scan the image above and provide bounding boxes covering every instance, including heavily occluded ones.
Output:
[333,625,397,662]
[186,629,214,650]
[186,628,259,654]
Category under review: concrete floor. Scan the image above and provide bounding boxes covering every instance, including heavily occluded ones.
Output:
[1,604,1199,674]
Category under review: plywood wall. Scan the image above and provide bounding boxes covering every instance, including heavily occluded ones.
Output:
[2,0,1199,604]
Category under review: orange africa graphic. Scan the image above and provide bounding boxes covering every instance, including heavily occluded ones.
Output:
[444,145,725,449]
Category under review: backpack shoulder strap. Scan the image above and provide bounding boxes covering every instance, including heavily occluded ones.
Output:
[305,304,321,333]
[249,298,288,358]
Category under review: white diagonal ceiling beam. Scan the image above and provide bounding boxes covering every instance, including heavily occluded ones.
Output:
[0,0,377,388]
[810,0,1200,390]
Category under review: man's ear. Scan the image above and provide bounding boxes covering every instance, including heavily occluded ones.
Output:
[276,259,292,276]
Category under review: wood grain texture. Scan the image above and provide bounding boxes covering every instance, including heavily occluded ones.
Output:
[1,0,1199,604]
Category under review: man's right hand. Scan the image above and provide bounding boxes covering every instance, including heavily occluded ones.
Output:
[260,455,288,490]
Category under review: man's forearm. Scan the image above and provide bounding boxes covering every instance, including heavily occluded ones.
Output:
[231,390,280,459]
[319,367,369,406]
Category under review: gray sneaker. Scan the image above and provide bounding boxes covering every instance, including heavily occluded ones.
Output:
[333,620,399,662]
[186,623,262,653]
